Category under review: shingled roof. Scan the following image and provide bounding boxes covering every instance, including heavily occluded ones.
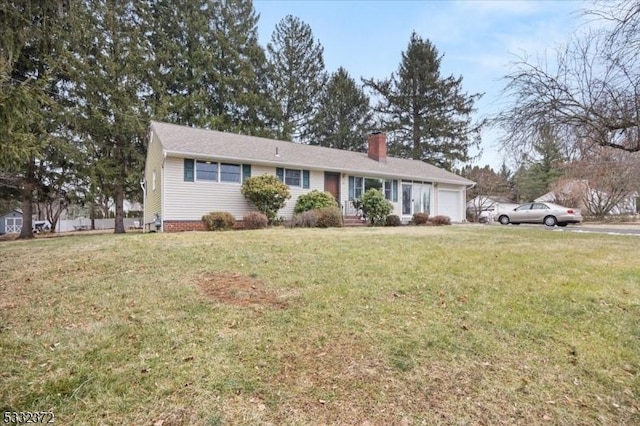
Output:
[150,121,474,186]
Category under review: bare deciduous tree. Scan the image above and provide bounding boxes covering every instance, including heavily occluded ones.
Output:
[461,165,511,221]
[495,1,640,155]
[564,147,640,217]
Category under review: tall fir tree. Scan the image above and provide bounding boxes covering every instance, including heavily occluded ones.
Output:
[307,67,372,151]
[144,0,215,127]
[0,1,74,238]
[513,127,566,202]
[210,0,274,136]
[144,0,273,135]
[364,32,483,170]
[68,0,148,233]
[267,14,327,142]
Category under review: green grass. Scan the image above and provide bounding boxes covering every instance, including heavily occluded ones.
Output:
[1,226,639,424]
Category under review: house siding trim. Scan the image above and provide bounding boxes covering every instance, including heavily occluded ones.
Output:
[163,149,468,186]
[143,130,164,231]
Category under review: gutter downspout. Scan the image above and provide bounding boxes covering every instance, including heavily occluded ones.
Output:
[140,179,146,232]
[161,151,166,232]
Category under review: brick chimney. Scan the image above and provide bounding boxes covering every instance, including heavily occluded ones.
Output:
[368,132,387,162]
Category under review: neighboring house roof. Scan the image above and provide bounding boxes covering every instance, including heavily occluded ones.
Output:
[150,121,474,186]
[535,180,587,203]
[536,180,638,212]
[466,195,513,208]
[0,209,23,217]
[468,195,512,204]
[534,192,557,203]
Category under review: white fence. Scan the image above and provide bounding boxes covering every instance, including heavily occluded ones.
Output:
[56,218,141,233]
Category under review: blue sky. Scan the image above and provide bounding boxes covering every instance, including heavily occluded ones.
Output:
[253,0,589,170]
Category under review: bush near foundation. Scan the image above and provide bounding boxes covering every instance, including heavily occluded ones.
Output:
[411,212,429,225]
[429,215,451,226]
[242,212,269,230]
[291,210,319,228]
[241,175,291,224]
[294,190,338,213]
[202,212,235,231]
[361,189,393,226]
[386,215,402,226]
[315,207,343,228]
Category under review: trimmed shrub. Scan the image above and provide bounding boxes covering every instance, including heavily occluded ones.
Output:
[241,174,291,223]
[291,210,319,228]
[429,215,451,226]
[386,214,402,226]
[315,206,343,228]
[202,211,235,231]
[294,190,338,213]
[242,212,268,230]
[361,189,393,225]
[411,212,429,225]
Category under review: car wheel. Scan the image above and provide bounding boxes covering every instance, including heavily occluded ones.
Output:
[499,215,510,225]
[544,216,557,227]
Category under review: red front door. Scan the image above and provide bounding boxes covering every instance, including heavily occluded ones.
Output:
[324,172,341,203]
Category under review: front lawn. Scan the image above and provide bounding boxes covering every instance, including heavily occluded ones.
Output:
[1,226,638,424]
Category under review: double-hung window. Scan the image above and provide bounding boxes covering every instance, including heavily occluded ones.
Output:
[196,161,218,181]
[276,168,309,188]
[185,159,245,183]
[348,176,364,200]
[384,179,398,202]
[220,163,241,183]
[285,169,301,186]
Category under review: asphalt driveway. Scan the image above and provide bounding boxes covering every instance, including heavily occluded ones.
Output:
[560,224,640,236]
[482,222,640,236]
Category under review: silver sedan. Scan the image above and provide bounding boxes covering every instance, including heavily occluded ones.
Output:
[498,202,583,227]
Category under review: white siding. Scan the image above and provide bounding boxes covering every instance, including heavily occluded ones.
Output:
[159,155,470,222]
[164,160,325,220]
[164,157,251,220]
[278,169,324,218]
[143,131,164,227]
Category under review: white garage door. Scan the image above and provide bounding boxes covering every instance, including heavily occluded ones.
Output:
[438,190,463,222]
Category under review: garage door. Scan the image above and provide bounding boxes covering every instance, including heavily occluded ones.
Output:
[438,190,463,222]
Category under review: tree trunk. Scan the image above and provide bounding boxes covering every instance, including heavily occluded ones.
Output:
[90,203,96,230]
[18,158,36,240]
[114,183,125,233]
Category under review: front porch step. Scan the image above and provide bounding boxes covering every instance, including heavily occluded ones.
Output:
[343,216,367,227]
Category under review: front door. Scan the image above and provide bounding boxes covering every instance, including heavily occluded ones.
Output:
[402,183,412,216]
[324,172,341,203]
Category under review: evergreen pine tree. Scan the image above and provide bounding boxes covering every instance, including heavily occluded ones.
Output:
[144,0,215,127]
[513,127,566,202]
[307,67,372,151]
[267,14,327,142]
[0,1,74,238]
[364,32,483,170]
[210,0,274,136]
[68,0,148,233]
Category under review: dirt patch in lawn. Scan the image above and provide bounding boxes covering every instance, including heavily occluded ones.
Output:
[196,272,287,310]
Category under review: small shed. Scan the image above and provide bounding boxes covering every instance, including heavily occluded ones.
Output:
[0,209,23,234]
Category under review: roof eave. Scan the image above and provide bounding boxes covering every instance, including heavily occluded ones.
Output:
[163,149,473,186]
